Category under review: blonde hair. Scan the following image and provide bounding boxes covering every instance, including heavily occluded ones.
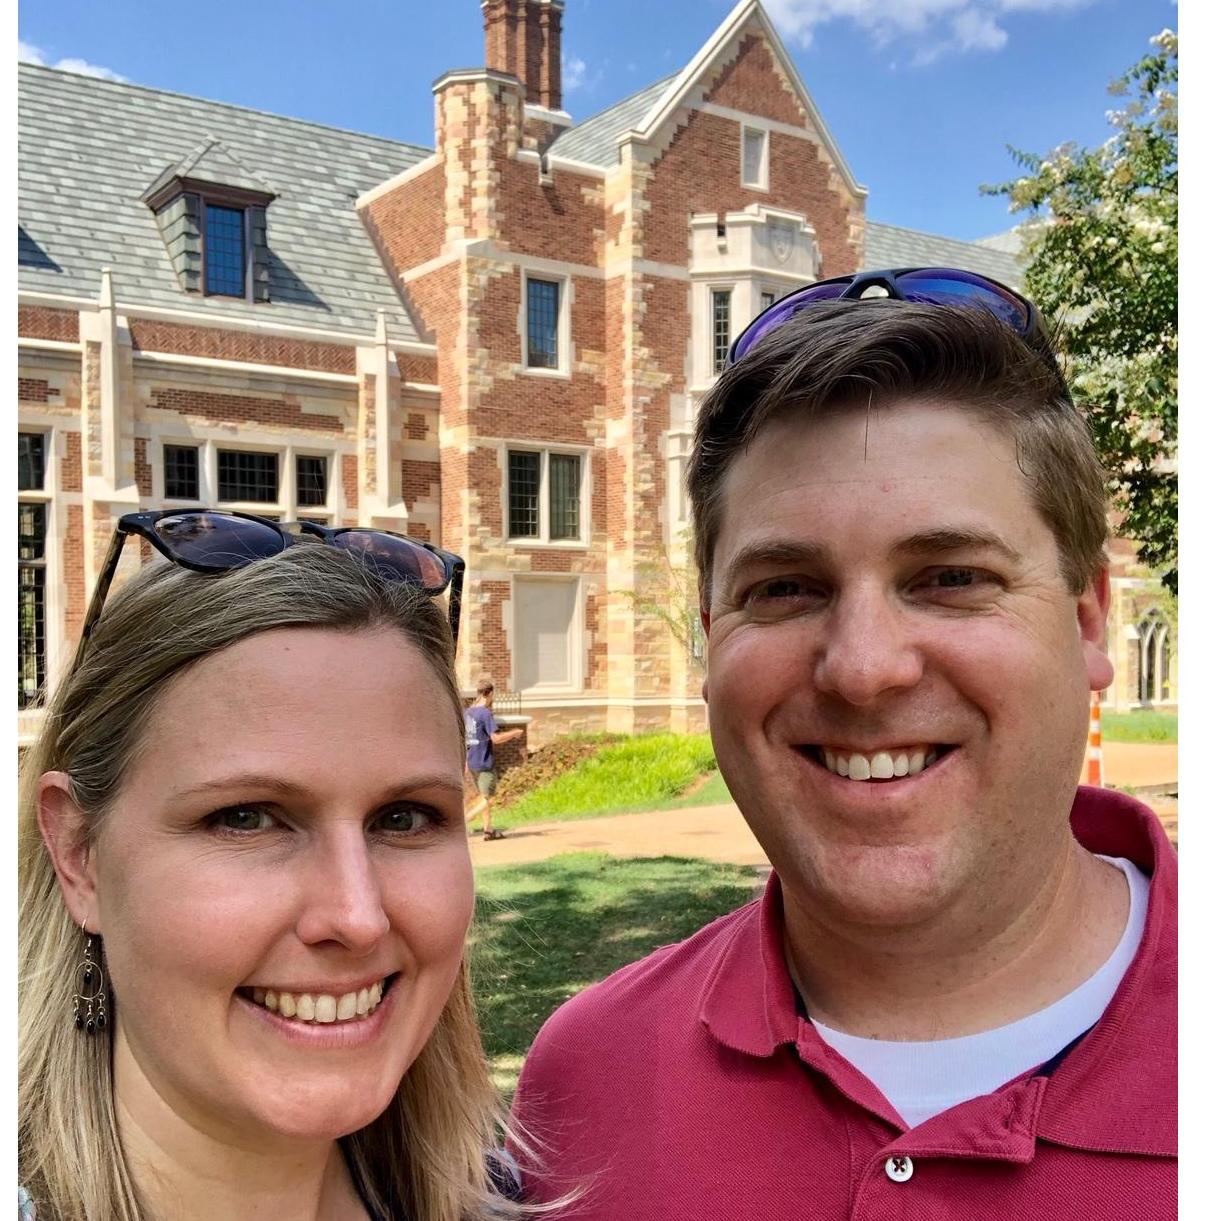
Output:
[19,544,527,1220]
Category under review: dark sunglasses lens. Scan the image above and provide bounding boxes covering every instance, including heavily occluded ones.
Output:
[731,281,850,362]
[331,532,449,590]
[897,269,1031,335]
[153,513,284,570]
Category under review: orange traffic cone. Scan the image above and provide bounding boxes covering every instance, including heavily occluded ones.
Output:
[1086,692,1104,787]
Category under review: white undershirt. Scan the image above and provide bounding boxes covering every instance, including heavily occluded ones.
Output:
[812,855,1150,1128]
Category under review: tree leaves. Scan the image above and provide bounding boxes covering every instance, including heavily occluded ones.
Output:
[985,30,1177,594]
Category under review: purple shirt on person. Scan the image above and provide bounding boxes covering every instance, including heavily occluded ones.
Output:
[465,705,496,773]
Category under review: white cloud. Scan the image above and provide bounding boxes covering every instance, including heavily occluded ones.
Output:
[562,53,588,91]
[763,0,1099,58]
[17,39,127,82]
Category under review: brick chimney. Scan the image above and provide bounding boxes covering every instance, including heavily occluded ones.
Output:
[482,0,563,111]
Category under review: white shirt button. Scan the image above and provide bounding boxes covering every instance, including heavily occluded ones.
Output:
[885,1156,915,1183]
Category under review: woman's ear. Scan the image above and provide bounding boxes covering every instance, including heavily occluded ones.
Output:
[36,772,100,930]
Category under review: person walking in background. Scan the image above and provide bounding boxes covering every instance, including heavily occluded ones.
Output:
[465,680,524,841]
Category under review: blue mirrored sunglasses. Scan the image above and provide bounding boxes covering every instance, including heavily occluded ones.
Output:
[75,510,465,665]
[728,266,1044,365]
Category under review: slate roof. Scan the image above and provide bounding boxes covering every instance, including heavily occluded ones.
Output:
[863,220,1024,290]
[548,74,677,168]
[18,63,430,343]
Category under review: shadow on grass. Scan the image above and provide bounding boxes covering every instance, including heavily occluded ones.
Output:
[470,853,760,1080]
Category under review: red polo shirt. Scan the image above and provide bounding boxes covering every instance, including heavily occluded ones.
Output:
[511,788,1176,1219]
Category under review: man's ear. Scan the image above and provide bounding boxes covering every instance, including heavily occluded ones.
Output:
[1078,567,1114,693]
[36,772,100,931]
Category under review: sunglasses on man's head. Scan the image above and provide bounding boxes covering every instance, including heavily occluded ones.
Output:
[728,266,1046,365]
[76,509,466,663]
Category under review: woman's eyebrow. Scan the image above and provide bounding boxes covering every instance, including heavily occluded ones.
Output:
[170,773,466,802]
[720,540,831,589]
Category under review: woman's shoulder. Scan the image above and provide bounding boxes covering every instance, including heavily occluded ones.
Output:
[18,1186,36,1221]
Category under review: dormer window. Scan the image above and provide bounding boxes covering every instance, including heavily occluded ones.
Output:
[143,137,275,302]
[204,204,247,297]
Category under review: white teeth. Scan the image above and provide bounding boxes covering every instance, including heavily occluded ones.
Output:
[819,746,939,782]
[247,981,388,1026]
[848,754,871,781]
[869,751,895,780]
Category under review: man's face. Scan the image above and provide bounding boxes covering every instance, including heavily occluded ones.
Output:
[702,399,1112,930]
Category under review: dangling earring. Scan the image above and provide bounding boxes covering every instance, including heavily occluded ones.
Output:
[73,920,108,1035]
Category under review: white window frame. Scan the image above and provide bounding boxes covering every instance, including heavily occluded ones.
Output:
[503,442,590,548]
[741,125,769,191]
[154,436,339,524]
[519,268,572,377]
[509,574,585,696]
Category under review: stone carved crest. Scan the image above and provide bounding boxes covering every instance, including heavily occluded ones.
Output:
[767,219,794,265]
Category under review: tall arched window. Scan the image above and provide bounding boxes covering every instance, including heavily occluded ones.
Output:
[1137,612,1172,704]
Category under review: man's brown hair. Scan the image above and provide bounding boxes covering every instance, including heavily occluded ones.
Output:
[687,299,1109,605]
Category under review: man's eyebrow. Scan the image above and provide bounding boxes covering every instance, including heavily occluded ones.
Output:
[890,528,1022,565]
[719,540,832,591]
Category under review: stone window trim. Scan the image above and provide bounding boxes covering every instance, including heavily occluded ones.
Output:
[152,435,339,522]
[509,573,587,697]
[144,178,273,304]
[710,286,734,377]
[1136,611,1173,707]
[518,267,572,378]
[500,441,590,548]
[741,125,769,191]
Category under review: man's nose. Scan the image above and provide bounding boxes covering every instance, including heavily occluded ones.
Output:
[295,827,391,954]
[812,585,924,706]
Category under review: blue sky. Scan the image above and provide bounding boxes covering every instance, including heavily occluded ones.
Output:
[18,0,1175,241]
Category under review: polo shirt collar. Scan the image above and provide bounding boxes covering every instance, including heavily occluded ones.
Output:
[698,787,1176,1155]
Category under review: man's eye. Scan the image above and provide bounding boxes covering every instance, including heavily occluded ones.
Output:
[748,576,819,601]
[933,568,977,587]
[214,805,278,833]
[375,804,439,835]
[913,567,996,594]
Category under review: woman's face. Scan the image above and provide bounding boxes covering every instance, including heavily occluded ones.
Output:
[90,625,473,1147]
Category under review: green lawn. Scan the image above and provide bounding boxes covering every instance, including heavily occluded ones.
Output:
[495,733,718,827]
[1100,710,1177,743]
[471,853,761,1095]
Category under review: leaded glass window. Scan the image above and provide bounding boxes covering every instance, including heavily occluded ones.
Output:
[19,433,45,492]
[712,290,732,374]
[218,449,278,502]
[509,451,541,537]
[18,502,46,708]
[205,204,246,297]
[549,453,581,541]
[164,444,200,500]
[526,278,560,369]
[296,455,328,507]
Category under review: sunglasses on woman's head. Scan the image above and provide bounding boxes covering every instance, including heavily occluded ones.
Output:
[76,509,466,663]
[728,266,1046,365]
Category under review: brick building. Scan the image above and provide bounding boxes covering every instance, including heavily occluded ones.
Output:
[17,0,1174,747]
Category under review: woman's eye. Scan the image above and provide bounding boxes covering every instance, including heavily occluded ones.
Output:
[375,804,439,835]
[214,805,278,833]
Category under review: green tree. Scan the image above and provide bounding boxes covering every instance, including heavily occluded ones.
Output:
[987,29,1177,594]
